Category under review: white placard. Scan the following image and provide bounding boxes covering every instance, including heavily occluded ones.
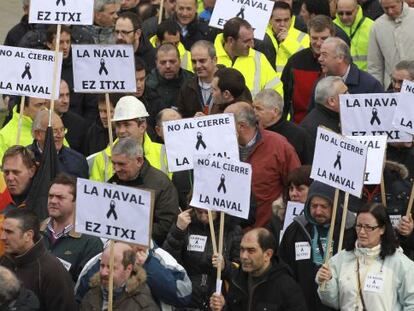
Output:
[209,0,273,40]
[363,273,384,293]
[75,178,153,246]
[340,93,412,142]
[282,201,304,231]
[0,45,62,100]
[163,114,239,172]
[187,235,208,252]
[347,135,387,185]
[401,79,414,94]
[311,127,367,197]
[190,155,252,219]
[295,242,311,260]
[72,45,136,93]
[29,0,94,25]
[392,93,414,135]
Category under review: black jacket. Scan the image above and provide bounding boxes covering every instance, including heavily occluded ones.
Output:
[176,76,205,118]
[162,213,242,309]
[84,119,111,156]
[299,104,340,157]
[61,110,87,154]
[226,256,308,311]
[279,182,355,311]
[135,35,156,73]
[170,15,214,50]
[28,140,89,179]
[361,0,384,20]
[266,118,313,165]
[4,15,33,46]
[0,239,77,311]
[0,286,40,311]
[108,160,180,246]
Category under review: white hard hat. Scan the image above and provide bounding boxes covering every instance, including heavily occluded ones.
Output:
[112,96,149,122]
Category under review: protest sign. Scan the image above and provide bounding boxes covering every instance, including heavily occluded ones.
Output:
[347,135,387,185]
[311,127,367,197]
[29,0,94,25]
[209,0,273,40]
[75,178,153,246]
[163,114,239,172]
[392,92,414,135]
[340,93,412,142]
[72,45,136,93]
[190,155,252,219]
[401,79,414,94]
[282,201,304,231]
[0,45,62,100]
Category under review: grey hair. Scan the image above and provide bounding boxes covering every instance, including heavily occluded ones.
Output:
[395,60,414,80]
[32,110,59,135]
[95,0,118,12]
[233,104,258,128]
[315,76,344,106]
[254,89,284,112]
[324,37,352,65]
[0,267,20,305]
[112,138,143,158]
[191,40,216,58]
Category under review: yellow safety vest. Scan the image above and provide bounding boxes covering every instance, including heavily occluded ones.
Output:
[0,107,69,162]
[214,33,284,97]
[266,18,309,77]
[149,35,193,72]
[89,133,172,181]
[334,6,373,71]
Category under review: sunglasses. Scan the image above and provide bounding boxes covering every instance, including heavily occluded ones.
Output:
[338,11,354,16]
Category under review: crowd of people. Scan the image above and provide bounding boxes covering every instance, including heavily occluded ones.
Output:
[1,0,414,310]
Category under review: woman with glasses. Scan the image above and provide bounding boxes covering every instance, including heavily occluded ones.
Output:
[316,203,414,310]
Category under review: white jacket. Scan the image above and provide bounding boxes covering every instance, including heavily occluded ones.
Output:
[367,3,414,88]
[317,244,414,310]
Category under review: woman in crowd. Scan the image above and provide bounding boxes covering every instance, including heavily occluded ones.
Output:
[316,203,414,310]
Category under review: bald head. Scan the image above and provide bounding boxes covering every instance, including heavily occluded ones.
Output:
[0,266,20,305]
[337,0,358,26]
[225,102,257,127]
[156,108,182,140]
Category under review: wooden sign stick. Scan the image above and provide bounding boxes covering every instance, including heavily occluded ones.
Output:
[337,192,350,251]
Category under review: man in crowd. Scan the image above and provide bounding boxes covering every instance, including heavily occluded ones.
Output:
[108,137,179,246]
[253,89,312,164]
[0,97,47,160]
[40,174,103,282]
[334,0,374,70]
[210,68,251,114]
[281,15,334,123]
[146,43,194,109]
[80,242,159,309]
[115,11,156,72]
[0,209,77,310]
[209,228,307,310]
[262,1,309,76]
[279,181,355,310]
[224,102,300,228]
[300,76,348,151]
[54,80,87,153]
[81,0,119,44]
[177,40,218,117]
[90,96,166,181]
[119,0,140,13]
[215,17,283,97]
[389,60,414,92]
[30,110,89,179]
[368,0,414,88]
[1,146,36,210]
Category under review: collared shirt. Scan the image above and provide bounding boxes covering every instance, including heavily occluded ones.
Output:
[342,64,351,82]
[47,219,74,242]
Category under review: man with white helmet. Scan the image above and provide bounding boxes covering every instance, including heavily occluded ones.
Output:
[89,95,170,182]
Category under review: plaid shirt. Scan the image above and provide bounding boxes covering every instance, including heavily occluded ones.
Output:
[47,219,74,243]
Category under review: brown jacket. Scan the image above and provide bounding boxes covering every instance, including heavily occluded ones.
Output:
[80,264,160,311]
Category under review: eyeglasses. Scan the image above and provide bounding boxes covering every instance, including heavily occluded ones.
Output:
[355,224,381,232]
[338,11,354,16]
[39,127,67,136]
[114,29,135,36]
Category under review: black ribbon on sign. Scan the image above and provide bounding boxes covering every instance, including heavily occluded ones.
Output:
[370,108,381,125]
[106,200,118,220]
[333,151,342,170]
[56,0,66,5]
[195,131,207,150]
[217,174,227,193]
[21,62,32,80]
[99,58,109,75]
[236,5,245,19]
